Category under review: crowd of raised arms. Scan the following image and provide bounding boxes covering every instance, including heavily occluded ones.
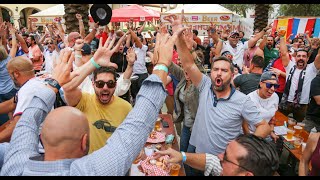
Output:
[0,9,319,176]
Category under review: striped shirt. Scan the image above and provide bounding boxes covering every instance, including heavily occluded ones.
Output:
[205,153,222,176]
[0,74,167,176]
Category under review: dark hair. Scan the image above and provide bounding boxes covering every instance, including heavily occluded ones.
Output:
[239,31,245,36]
[212,56,234,73]
[251,55,264,68]
[22,33,29,38]
[235,134,279,176]
[19,26,26,31]
[234,64,242,74]
[93,67,117,81]
[192,29,198,36]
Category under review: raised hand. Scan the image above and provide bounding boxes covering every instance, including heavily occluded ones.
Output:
[183,28,194,50]
[73,39,84,51]
[163,9,184,34]
[126,47,137,66]
[93,34,126,67]
[52,49,79,87]
[153,27,186,67]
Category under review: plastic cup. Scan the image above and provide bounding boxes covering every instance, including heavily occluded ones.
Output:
[170,163,181,176]
[297,122,306,130]
[287,129,294,140]
[294,125,303,137]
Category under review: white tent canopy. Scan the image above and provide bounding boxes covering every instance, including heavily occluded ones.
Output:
[29,4,65,25]
[162,4,234,14]
[30,4,64,17]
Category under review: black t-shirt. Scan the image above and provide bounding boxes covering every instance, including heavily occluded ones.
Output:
[233,73,261,95]
[110,46,128,73]
[306,74,320,123]
[308,47,320,64]
[197,44,213,68]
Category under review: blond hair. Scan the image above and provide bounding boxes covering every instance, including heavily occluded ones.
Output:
[0,46,8,61]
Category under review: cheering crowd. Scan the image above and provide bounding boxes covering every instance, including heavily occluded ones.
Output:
[0,9,319,176]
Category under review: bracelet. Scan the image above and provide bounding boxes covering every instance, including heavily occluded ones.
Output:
[90,57,101,69]
[181,151,187,163]
[153,64,168,73]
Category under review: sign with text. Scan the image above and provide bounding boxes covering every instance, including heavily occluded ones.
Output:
[161,14,233,23]
[31,16,65,25]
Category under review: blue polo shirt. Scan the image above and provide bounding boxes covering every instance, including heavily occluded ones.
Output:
[0,56,14,94]
[189,74,262,155]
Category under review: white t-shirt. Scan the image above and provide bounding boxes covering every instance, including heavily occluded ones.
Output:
[133,44,148,74]
[13,78,46,117]
[221,40,249,70]
[248,90,279,126]
[285,61,319,104]
[43,49,59,73]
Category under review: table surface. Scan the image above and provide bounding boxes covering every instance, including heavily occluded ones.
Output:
[132,114,185,176]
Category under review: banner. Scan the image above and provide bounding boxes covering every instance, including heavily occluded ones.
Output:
[314,18,320,38]
[291,18,316,39]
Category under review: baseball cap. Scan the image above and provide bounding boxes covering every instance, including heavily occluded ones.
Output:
[260,71,279,83]
[81,43,92,55]
[229,32,239,37]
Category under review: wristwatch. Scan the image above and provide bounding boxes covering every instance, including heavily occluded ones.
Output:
[45,78,61,91]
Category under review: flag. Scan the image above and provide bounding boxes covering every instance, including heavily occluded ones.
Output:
[276,18,293,39]
[271,19,278,37]
[313,18,320,38]
[291,18,316,39]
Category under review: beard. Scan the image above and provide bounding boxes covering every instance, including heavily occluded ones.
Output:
[212,76,231,92]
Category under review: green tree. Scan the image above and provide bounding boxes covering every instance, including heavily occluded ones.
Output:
[221,4,254,18]
[253,4,271,32]
[279,4,320,16]
[63,4,89,34]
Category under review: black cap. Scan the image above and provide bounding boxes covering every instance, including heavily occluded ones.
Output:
[90,4,112,26]
[82,43,92,55]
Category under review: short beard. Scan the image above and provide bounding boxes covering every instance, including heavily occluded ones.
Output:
[212,77,231,92]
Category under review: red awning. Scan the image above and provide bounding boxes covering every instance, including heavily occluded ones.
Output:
[110,4,160,22]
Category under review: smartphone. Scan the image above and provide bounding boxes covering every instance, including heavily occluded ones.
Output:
[161,119,169,128]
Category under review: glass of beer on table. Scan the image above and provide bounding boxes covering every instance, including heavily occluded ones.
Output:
[170,163,181,176]
[287,129,295,140]
[294,137,303,149]
[294,125,303,137]
[155,117,162,131]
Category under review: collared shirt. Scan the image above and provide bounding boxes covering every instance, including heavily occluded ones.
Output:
[189,74,262,155]
[1,74,167,176]
[211,85,236,107]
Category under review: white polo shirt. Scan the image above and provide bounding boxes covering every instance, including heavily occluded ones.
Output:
[221,40,249,70]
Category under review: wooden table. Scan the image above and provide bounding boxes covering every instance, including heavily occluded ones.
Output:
[131,114,186,176]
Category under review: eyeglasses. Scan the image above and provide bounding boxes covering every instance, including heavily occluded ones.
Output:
[263,82,280,89]
[221,153,252,173]
[45,42,54,45]
[230,36,239,39]
[94,80,116,88]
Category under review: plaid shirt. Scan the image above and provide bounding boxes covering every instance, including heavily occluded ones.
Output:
[1,74,167,176]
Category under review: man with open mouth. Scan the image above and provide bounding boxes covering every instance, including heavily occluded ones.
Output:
[278,31,320,122]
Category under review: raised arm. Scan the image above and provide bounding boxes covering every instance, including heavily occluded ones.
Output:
[0,49,77,176]
[16,31,29,54]
[71,29,181,176]
[76,14,85,39]
[9,27,17,58]
[299,133,319,176]
[84,22,98,44]
[138,21,146,35]
[129,29,142,49]
[259,35,268,50]
[279,31,290,67]
[248,27,270,49]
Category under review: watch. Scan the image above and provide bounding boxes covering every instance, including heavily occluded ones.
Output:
[46,78,61,91]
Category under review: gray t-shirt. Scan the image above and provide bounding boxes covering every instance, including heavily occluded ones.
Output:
[189,75,262,155]
[233,73,261,95]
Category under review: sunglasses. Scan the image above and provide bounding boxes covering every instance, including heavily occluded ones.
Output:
[46,42,54,45]
[94,80,116,88]
[263,82,280,89]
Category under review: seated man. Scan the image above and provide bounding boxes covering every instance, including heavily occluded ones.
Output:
[0,28,184,175]
[155,134,279,176]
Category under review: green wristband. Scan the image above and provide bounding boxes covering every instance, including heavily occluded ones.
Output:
[90,57,101,69]
[153,64,168,73]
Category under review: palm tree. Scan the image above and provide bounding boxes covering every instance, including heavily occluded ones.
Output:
[253,4,270,32]
[63,4,89,34]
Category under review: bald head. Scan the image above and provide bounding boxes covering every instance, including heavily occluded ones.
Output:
[68,32,81,43]
[41,107,90,159]
[7,56,34,75]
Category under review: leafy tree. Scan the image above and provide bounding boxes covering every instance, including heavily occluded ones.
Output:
[254,4,271,32]
[279,4,320,16]
[64,4,89,34]
[221,4,254,18]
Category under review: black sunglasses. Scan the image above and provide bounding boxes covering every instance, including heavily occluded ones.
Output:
[94,80,116,88]
[263,82,280,89]
[46,42,54,45]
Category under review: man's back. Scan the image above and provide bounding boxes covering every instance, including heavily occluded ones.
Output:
[233,73,261,95]
[75,93,132,153]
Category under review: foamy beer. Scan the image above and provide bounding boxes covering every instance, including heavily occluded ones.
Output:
[294,125,302,137]
[297,122,306,130]
[287,129,294,140]
[170,163,181,176]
